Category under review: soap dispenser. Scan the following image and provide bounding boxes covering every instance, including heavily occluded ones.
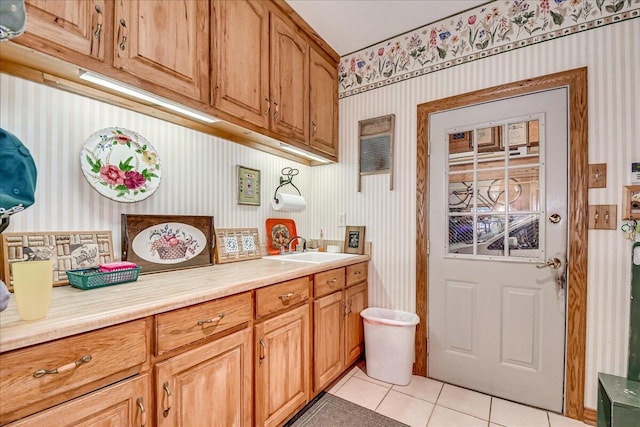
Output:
[319,229,324,252]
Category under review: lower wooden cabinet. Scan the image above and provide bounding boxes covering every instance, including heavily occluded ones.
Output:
[254,304,310,427]
[313,263,368,394]
[154,328,252,427]
[7,374,150,427]
[345,282,368,366]
[313,291,345,391]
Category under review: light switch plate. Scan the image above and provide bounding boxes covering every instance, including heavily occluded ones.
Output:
[588,204,617,230]
[588,163,607,188]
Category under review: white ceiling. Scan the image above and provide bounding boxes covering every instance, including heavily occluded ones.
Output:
[285,0,487,56]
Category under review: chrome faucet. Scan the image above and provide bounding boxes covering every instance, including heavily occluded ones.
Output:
[288,236,306,253]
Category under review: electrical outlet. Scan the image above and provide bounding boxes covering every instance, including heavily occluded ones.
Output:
[338,212,346,227]
[588,204,617,230]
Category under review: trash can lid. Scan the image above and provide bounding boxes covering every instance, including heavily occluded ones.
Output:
[360,307,419,326]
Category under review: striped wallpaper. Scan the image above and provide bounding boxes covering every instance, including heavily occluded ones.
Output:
[332,19,639,411]
[0,74,313,256]
[0,16,637,411]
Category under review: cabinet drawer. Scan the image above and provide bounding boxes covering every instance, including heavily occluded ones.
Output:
[314,267,345,298]
[255,276,310,320]
[0,319,147,424]
[346,262,368,287]
[155,291,252,355]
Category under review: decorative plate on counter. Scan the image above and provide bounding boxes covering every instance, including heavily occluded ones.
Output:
[265,218,298,255]
[80,127,161,202]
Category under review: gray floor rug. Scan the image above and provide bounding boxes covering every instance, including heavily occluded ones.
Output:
[284,392,409,427]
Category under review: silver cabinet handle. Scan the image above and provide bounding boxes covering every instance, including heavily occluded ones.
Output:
[197,312,224,326]
[259,338,266,363]
[162,381,172,417]
[264,98,270,115]
[137,397,147,427]
[118,18,128,51]
[33,354,92,378]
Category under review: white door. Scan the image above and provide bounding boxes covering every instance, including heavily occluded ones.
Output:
[428,88,568,412]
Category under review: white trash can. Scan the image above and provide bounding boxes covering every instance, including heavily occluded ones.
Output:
[360,307,420,386]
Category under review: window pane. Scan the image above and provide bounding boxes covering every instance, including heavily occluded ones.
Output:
[507,215,540,258]
[476,214,506,256]
[476,179,502,212]
[487,178,522,210]
[448,215,473,254]
[509,167,540,212]
[449,181,472,213]
[448,131,473,173]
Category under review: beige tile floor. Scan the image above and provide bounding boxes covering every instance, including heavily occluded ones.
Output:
[326,365,589,427]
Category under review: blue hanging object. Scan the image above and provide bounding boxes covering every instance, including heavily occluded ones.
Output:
[0,127,37,233]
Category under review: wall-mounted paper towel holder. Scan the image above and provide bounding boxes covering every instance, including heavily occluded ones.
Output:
[273,167,301,200]
[271,167,306,211]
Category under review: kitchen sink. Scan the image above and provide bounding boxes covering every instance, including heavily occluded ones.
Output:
[262,251,358,264]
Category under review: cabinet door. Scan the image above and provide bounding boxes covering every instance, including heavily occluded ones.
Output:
[255,304,310,427]
[7,374,150,427]
[213,0,269,128]
[113,0,209,102]
[309,47,338,157]
[313,291,345,393]
[345,282,368,366]
[155,328,252,427]
[270,13,309,144]
[22,0,107,60]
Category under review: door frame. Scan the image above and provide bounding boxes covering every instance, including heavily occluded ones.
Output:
[415,68,588,420]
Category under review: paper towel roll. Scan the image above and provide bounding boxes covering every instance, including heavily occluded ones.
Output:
[271,192,306,211]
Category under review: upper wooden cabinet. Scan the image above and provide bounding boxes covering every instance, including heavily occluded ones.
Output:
[113,0,210,102]
[269,13,309,145]
[11,0,339,163]
[213,1,338,160]
[22,0,108,61]
[310,47,338,157]
[212,0,270,129]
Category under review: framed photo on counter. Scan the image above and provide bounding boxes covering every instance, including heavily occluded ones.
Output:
[344,226,365,255]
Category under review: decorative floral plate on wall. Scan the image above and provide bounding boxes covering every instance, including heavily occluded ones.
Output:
[80,127,161,202]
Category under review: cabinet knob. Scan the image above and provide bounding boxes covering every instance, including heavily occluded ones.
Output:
[264,98,270,115]
[272,102,279,120]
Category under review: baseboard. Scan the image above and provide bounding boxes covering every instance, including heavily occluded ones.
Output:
[582,407,596,425]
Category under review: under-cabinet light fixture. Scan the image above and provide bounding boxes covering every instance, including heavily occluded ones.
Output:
[79,70,219,124]
[279,143,332,164]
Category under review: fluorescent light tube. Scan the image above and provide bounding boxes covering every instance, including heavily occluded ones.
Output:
[79,70,218,124]
[279,143,332,163]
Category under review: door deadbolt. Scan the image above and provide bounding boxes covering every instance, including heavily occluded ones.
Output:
[548,213,561,224]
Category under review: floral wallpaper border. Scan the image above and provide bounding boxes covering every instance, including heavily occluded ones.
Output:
[339,0,639,98]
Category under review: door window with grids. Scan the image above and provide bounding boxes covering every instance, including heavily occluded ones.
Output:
[447,117,544,261]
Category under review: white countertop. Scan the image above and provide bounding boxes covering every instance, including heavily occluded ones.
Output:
[0,255,369,353]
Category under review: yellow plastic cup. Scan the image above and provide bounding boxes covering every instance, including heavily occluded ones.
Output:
[12,260,53,321]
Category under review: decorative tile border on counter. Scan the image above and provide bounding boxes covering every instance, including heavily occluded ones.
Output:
[338,0,640,98]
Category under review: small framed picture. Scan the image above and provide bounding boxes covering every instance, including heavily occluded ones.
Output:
[237,165,261,206]
[622,185,640,220]
[344,226,366,255]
